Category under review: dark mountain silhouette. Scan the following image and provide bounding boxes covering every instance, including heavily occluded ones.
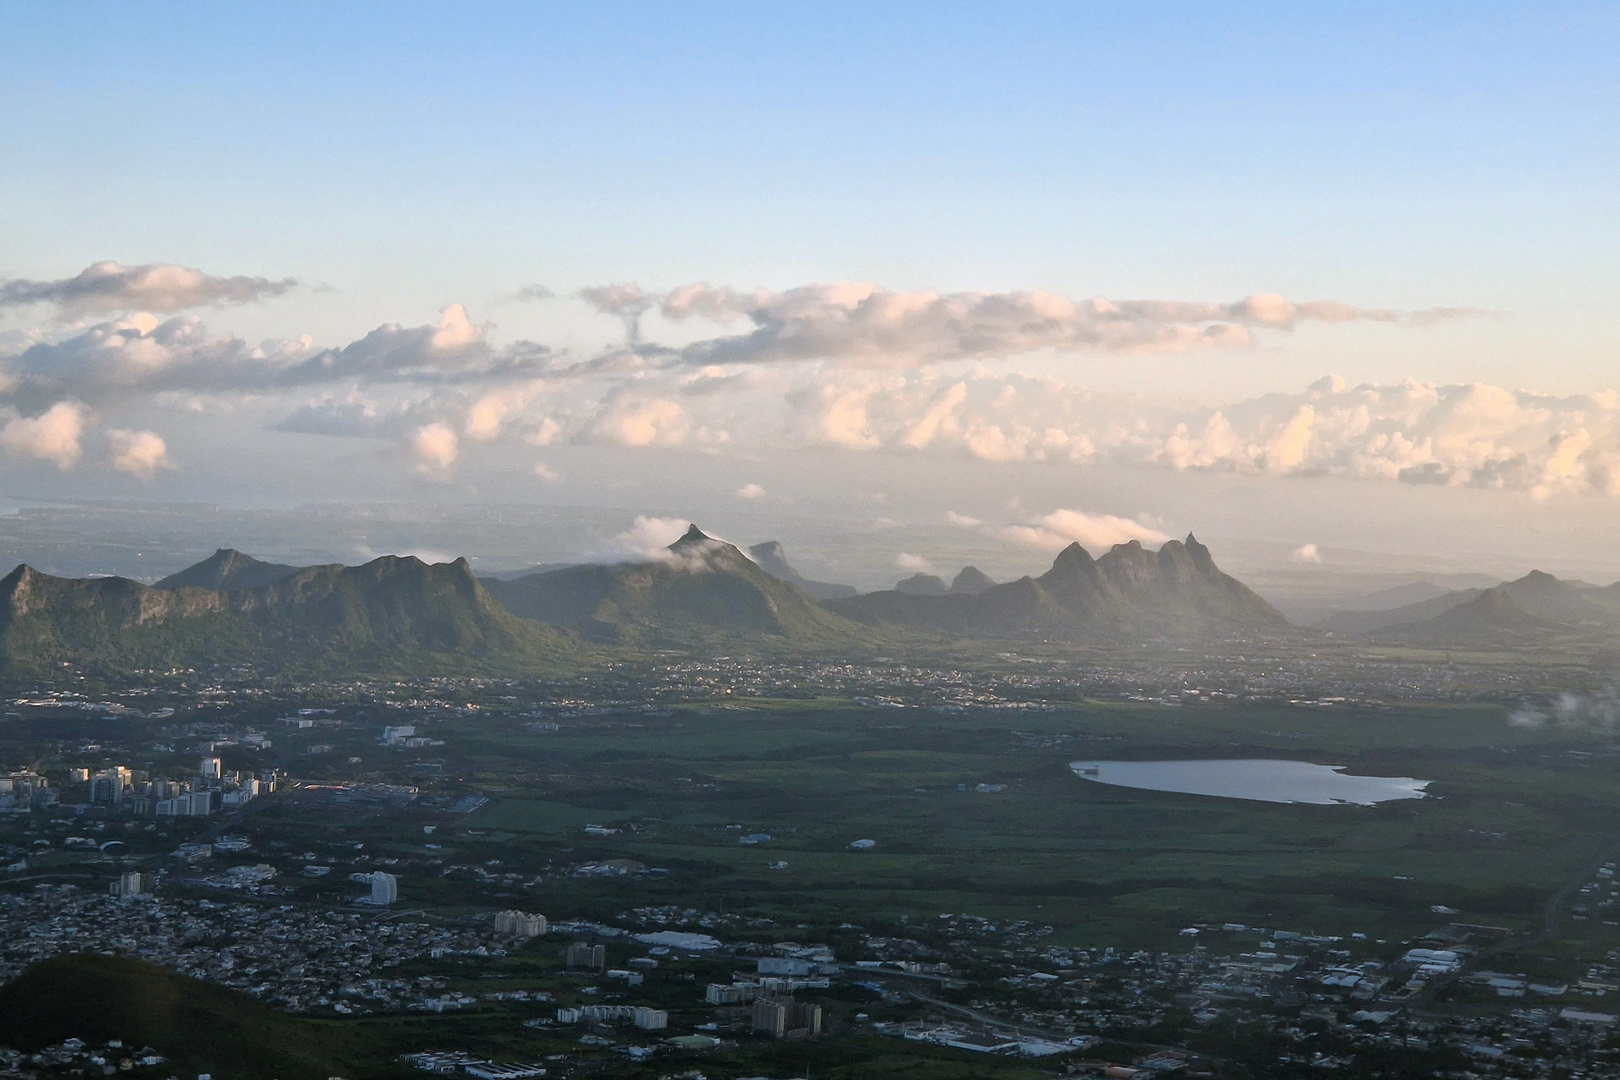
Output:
[895,572,948,596]
[949,566,997,595]
[0,954,364,1080]
[831,534,1287,642]
[747,540,858,599]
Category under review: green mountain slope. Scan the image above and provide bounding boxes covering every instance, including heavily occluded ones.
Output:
[0,555,586,676]
[0,954,368,1080]
[485,525,870,647]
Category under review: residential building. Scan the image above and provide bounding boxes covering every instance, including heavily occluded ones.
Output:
[371,872,398,906]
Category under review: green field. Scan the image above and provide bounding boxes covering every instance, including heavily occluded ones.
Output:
[375,698,1620,950]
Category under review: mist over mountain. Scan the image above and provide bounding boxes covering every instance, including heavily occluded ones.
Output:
[746,541,858,599]
[485,526,865,647]
[1352,570,1620,648]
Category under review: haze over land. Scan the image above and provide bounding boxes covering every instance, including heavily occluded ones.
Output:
[3,7,1620,590]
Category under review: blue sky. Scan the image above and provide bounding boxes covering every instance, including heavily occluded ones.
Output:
[2,2,1619,575]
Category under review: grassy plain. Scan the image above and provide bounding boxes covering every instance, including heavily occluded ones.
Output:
[430,698,1620,950]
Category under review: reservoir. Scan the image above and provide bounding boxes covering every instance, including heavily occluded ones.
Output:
[1069,759,1430,805]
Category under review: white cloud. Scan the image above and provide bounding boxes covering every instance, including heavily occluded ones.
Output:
[0,401,87,468]
[1291,543,1323,564]
[655,282,1453,368]
[411,422,459,476]
[945,510,983,527]
[591,516,692,563]
[595,397,690,447]
[107,429,174,479]
[896,552,935,573]
[0,261,297,316]
[735,482,766,500]
[1001,509,1170,552]
[532,462,560,482]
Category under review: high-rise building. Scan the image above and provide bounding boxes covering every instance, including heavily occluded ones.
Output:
[752,996,822,1039]
[494,910,547,937]
[632,1007,667,1030]
[109,871,147,897]
[201,758,223,780]
[565,942,605,971]
[370,871,398,905]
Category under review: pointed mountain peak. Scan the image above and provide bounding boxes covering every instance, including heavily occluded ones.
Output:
[1051,541,1095,565]
[670,524,714,549]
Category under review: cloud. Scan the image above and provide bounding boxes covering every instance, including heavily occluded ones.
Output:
[1001,509,1170,552]
[945,510,983,527]
[532,462,560,482]
[1291,543,1323,564]
[655,282,1448,368]
[513,284,555,302]
[735,482,766,500]
[411,422,459,476]
[0,401,86,468]
[578,283,659,343]
[896,552,935,574]
[587,515,702,565]
[1148,375,1620,497]
[106,429,174,479]
[1509,692,1620,733]
[0,261,297,316]
[594,397,690,448]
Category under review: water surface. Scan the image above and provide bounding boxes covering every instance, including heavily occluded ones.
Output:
[1069,759,1429,805]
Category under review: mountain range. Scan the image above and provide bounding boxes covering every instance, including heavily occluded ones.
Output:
[483,526,866,647]
[0,552,581,677]
[17,523,1606,676]
[829,534,1288,642]
[1341,570,1620,648]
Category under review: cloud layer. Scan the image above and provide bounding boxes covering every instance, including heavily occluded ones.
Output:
[0,261,298,316]
[7,264,1601,502]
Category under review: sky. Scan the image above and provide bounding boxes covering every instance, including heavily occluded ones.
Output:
[2,2,1620,584]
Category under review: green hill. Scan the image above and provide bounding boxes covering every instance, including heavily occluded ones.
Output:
[0,954,371,1080]
[0,554,589,677]
[485,525,873,648]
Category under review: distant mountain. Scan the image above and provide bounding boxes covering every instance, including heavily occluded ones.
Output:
[487,525,868,646]
[1368,570,1620,647]
[746,541,857,599]
[1375,587,1567,647]
[154,548,301,591]
[950,566,997,595]
[0,554,584,676]
[0,954,363,1080]
[1319,588,1484,634]
[831,535,1287,642]
[895,572,948,596]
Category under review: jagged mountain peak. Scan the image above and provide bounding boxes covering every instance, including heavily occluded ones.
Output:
[670,524,715,549]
